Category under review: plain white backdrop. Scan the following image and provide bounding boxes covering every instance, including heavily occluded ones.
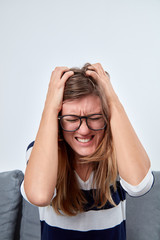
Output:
[0,0,160,172]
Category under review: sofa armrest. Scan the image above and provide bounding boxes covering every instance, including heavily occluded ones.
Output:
[20,198,40,240]
[126,171,160,240]
[0,170,24,240]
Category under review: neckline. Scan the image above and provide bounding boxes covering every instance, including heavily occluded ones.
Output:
[74,170,93,186]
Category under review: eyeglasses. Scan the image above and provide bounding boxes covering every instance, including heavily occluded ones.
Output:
[58,114,107,132]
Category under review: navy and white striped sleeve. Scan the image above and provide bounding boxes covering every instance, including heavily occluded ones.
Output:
[119,168,154,197]
[20,141,34,203]
[26,141,34,164]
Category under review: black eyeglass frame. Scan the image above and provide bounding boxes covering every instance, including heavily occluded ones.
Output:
[58,114,107,132]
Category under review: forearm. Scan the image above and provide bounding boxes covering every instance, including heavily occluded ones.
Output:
[109,98,151,185]
[24,67,73,206]
[24,107,59,206]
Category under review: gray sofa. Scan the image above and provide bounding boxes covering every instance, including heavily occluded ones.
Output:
[0,170,160,240]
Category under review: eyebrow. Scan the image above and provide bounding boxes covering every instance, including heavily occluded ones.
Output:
[61,112,103,116]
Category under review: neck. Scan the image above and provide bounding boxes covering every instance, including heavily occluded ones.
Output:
[69,148,93,181]
[74,156,93,182]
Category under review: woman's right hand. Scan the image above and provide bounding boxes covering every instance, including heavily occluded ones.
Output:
[44,67,74,114]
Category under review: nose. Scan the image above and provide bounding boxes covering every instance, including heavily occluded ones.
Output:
[77,119,90,134]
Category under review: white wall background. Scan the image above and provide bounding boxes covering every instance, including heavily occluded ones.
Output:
[0,0,160,172]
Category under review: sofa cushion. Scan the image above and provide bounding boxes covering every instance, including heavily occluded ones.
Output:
[126,171,160,240]
[20,198,40,240]
[0,170,24,240]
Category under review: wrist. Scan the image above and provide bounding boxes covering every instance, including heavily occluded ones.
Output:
[42,106,59,123]
[104,86,120,109]
[105,88,124,115]
[43,102,60,116]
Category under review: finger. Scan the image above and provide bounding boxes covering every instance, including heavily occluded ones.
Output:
[89,63,106,76]
[87,65,95,70]
[86,65,98,74]
[51,67,69,81]
[85,70,99,81]
[61,70,74,84]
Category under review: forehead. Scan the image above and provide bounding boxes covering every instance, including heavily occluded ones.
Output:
[62,95,102,115]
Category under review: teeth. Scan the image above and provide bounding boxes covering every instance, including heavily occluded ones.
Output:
[77,138,92,143]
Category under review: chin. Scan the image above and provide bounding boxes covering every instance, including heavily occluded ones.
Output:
[74,148,96,158]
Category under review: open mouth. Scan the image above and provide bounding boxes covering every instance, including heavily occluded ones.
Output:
[75,136,94,143]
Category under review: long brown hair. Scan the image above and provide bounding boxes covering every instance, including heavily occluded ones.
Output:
[52,63,118,216]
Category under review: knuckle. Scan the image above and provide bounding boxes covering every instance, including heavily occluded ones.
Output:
[52,66,69,75]
[56,66,64,71]
[54,66,59,71]
[54,66,67,71]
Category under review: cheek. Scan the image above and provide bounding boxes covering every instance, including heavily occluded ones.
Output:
[94,130,105,148]
[62,131,73,144]
[96,130,105,141]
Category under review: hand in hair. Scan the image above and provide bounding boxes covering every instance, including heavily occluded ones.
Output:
[85,63,118,106]
[44,67,74,114]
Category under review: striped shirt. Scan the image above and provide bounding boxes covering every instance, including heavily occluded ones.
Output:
[21,141,154,240]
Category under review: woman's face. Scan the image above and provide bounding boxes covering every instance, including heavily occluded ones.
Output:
[61,95,105,158]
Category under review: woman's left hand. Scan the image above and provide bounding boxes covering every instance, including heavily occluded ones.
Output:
[86,63,118,106]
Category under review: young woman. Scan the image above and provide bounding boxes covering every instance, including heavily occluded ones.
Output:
[21,63,153,240]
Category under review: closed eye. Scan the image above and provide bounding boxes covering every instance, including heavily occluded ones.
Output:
[66,119,79,122]
[89,117,102,121]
